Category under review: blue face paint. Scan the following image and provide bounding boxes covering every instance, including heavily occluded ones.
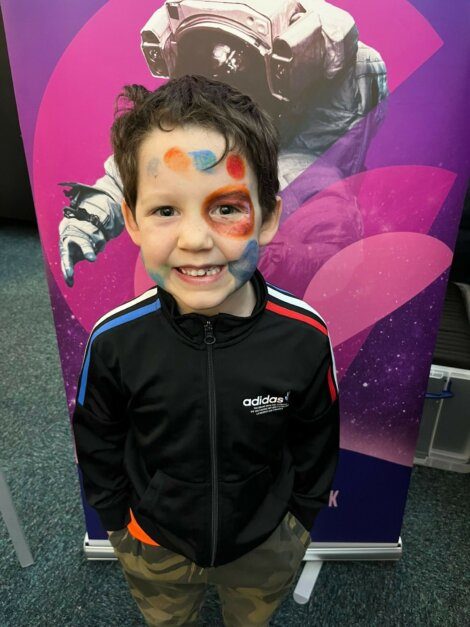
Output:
[228,239,259,286]
[142,251,169,289]
[148,270,167,288]
[188,149,217,173]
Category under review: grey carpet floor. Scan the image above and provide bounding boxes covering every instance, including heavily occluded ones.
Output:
[0,220,468,627]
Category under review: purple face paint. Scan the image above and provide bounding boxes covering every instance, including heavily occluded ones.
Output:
[146,157,160,179]
[202,184,255,238]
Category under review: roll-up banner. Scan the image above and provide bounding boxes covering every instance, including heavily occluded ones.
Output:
[2,0,469,555]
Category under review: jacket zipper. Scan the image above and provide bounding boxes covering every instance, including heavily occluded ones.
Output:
[203,320,218,566]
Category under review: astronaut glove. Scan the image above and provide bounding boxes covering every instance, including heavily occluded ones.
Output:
[59,216,107,287]
[58,187,125,286]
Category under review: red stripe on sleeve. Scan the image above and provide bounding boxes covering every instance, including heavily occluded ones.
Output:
[327,365,337,403]
[266,301,328,335]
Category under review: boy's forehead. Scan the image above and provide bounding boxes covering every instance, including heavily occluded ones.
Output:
[140,125,229,164]
[137,125,258,197]
[139,126,250,179]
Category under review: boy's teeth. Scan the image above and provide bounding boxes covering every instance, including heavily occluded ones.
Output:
[178,266,222,276]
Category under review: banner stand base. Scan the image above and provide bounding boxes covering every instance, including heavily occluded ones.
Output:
[304,536,402,562]
[81,533,403,564]
[293,537,402,604]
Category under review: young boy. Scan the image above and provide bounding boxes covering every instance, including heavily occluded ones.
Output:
[72,74,340,626]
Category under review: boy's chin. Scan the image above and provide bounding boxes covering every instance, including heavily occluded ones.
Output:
[173,292,232,317]
[171,281,246,317]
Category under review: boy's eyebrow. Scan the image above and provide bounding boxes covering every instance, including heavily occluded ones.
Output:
[139,189,179,206]
[140,185,253,208]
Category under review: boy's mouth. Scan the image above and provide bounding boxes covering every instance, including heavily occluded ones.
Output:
[173,264,228,285]
[175,265,225,277]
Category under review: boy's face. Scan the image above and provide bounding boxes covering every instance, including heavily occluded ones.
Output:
[122,124,282,317]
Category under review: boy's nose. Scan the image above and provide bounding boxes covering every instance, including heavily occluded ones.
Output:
[177,216,214,251]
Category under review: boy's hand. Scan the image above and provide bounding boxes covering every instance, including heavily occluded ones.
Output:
[107,527,127,535]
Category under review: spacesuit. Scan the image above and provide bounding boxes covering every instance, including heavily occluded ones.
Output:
[58,0,387,288]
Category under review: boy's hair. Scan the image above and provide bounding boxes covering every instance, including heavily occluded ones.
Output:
[110,74,280,223]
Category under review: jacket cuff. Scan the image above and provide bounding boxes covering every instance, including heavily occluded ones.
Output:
[288,493,322,532]
[96,498,131,531]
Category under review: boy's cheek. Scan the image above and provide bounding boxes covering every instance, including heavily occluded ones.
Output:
[141,253,172,288]
[208,211,254,239]
[147,269,167,288]
[228,239,259,285]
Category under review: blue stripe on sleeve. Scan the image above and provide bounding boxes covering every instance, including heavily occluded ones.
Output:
[78,300,160,406]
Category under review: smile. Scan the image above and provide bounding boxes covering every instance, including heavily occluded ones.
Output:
[173,265,227,284]
[177,265,223,276]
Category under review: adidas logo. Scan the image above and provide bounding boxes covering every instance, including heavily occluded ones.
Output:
[243,391,291,407]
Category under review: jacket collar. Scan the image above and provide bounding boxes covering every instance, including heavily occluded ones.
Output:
[157,268,268,346]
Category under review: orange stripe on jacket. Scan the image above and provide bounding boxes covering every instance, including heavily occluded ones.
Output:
[127,507,159,546]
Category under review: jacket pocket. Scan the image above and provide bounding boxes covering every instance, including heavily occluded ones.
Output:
[219,465,273,544]
[135,469,210,551]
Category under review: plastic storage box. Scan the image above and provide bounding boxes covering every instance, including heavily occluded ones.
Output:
[414,364,470,473]
[414,280,470,473]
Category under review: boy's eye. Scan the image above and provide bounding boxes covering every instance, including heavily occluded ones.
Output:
[151,204,245,218]
[152,206,175,217]
[211,204,244,217]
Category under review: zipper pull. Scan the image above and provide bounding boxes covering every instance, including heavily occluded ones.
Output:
[203,320,216,345]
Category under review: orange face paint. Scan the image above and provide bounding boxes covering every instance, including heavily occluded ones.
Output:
[163,147,191,172]
[202,184,254,238]
[226,154,245,179]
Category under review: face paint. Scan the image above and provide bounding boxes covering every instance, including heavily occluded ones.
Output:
[228,239,259,286]
[163,147,191,172]
[147,267,171,289]
[226,154,245,180]
[188,149,217,172]
[141,251,171,289]
[202,184,255,239]
[146,157,160,179]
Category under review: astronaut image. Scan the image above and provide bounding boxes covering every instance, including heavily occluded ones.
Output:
[59,0,387,290]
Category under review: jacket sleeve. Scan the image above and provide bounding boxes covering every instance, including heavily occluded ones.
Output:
[72,336,131,531]
[287,334,340,531]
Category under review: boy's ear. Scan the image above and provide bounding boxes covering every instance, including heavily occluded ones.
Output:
[259,195,282,247]
[122,200,141,247]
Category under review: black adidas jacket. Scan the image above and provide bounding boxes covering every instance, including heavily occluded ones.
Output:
[72,268,340,567]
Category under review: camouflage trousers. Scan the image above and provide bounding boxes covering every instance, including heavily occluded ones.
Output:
[107,510,311,627]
